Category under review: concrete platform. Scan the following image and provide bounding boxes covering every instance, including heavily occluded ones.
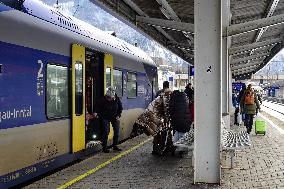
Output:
[22,111,284,189]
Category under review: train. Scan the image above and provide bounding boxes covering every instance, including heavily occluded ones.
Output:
[0,0,158,188]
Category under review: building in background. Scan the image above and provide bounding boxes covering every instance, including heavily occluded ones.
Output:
[152,57,192,91]
[152,57,175,91]
[174,74,189,91]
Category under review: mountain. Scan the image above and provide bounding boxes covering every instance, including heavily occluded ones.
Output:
[256,49,284,76]
[41,0,188,71]
[41,0,284,75]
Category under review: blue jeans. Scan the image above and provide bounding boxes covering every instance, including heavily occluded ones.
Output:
[101,119,120,149]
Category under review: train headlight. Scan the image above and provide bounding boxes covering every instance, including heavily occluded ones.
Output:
[92,134,97,139]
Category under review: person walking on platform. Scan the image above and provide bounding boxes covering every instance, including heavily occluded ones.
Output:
[233,91,241,126]
[184,83,194,102]
[152,88,172,155]
[95,87,123,153]
[238,83,246,122]
[156,81,169,98]
[169,90,191,153]
[184,83,194,124]
[255,90,262,115]
[240,84,260,134]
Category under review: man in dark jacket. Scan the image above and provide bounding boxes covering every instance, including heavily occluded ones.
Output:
[156,81,169,98]
[184,83,194,123]
[238,83,246,122]
[95,87,123,153]
[184,83,194,103]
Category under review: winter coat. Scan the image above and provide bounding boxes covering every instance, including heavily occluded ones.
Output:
[240,89,260,115]
[156,88,165,98]
[184,87,194,103]
[135,91,171,136]
[169,90,191,133]
[135,96,165,136]
[135,110,163,136]
[257,93,262,104]
[115,95,123,118]
[96,96,119,121]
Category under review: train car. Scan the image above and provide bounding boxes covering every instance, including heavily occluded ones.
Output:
[0,0,158,188]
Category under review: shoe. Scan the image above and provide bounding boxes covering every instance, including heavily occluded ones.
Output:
[102,148,110,153]
[113,146,122,151]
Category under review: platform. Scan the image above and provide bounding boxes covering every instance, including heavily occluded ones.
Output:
[21,111,284,189]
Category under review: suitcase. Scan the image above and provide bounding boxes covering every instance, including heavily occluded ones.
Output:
[255,119,266,135]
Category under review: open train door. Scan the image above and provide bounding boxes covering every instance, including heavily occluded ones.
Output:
[71,44,85,153]
[103,54,115,140]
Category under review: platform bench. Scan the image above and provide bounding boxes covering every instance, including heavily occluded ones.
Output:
[221,124,251,169]
[173,123,251,169]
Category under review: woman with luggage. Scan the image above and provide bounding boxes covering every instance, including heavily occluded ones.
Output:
[240,84,260,134]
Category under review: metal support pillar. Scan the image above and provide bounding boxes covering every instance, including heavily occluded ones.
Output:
[194,0,221,184]
[222,0,230,128]
[228,66,234,113]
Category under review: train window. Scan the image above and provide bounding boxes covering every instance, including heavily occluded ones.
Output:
[75,62,83,115]
[106,67,111,89]
[114,69,123,97]
[0,64,2,73]
[46,64,69,119]
[127,72,137,98]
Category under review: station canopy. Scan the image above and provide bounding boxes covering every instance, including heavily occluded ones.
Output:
[90,0,284,79]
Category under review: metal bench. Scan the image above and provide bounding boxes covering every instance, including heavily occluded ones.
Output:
[173,128,194,150]
[221,123,251,169]
[173,122,251,169]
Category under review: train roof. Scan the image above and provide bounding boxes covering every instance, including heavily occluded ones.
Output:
[1,0,155,66]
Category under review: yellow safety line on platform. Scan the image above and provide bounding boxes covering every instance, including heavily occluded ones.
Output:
[57,138,152,189]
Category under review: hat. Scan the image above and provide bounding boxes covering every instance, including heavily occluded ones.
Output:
[106,86,115,98]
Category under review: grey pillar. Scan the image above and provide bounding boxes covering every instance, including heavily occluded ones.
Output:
[228,65,234,113]
[222,0,230,128]
[194,0,221,183]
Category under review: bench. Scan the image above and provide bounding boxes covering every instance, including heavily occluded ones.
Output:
[173,121,251,169]
[173,128,194,150]
[221,122,251,169]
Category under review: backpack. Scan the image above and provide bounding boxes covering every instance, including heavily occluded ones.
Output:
[244,92,254,105]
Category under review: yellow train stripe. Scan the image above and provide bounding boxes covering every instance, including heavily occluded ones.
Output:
[57,138,152,189]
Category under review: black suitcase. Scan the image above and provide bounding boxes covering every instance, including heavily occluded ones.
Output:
[152,128,174,156]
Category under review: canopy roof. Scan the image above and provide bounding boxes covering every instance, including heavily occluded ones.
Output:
[91,0,284,79]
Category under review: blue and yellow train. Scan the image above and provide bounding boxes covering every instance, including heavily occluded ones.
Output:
[0,0,157,188]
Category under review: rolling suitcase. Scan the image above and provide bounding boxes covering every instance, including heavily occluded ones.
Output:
[255,119,266,135]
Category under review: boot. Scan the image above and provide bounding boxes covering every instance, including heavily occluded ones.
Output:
[113,146,122,151]
[102,147,110,153]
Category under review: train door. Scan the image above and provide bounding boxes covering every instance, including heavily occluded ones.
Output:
[103,55,114,141]
[72,45,114,152]
[85,50,114,146]
[71,44,85,153]
[85,49,104,144]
